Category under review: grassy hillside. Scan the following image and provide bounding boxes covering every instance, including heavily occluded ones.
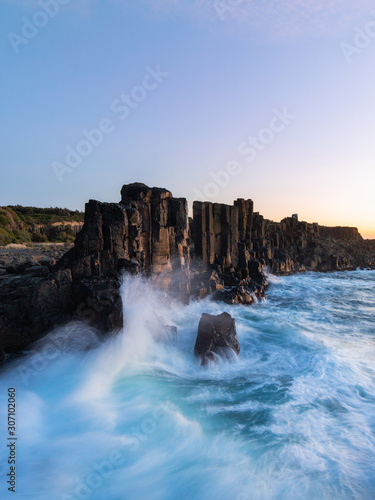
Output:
[0,206,84,246]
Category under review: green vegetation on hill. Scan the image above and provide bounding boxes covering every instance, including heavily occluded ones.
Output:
[0,206,84,246]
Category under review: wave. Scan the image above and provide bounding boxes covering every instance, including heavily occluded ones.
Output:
[1,271,375,499]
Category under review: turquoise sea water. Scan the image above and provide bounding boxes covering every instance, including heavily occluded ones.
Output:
[1,271,375,500]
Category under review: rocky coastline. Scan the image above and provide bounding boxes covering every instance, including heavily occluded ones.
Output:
[1,182,374,362]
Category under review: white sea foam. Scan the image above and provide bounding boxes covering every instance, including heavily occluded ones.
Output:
[1,271,375,499]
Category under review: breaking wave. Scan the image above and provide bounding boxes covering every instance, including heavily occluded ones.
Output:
[1,270,375,499]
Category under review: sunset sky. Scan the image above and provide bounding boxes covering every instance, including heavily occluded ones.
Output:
[1,0,375,237]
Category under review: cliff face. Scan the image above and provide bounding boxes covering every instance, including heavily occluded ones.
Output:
[0,184,192,356]
[1,183,374,359]
[192,199,368,276]
[65,183,190,299]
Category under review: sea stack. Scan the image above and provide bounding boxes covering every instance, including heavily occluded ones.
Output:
[194,312,240,364]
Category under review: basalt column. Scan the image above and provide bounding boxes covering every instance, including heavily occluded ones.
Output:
[193,201,239,271]
[120,183,190,292]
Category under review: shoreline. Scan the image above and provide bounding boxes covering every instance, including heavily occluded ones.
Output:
[1,182,375,363]
[1,266,375,368]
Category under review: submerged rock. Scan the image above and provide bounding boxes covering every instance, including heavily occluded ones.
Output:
[145,314,178,344]
[194,312,239,364]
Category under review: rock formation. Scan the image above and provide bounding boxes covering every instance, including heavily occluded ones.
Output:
[194,312,239,364]
[1,182,375,361]
[0,183,191,357]
[192,200,373,277]
[63,183,190,297]
[191,199,268,302]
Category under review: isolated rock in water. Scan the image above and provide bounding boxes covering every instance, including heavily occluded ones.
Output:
[194,312,240,363]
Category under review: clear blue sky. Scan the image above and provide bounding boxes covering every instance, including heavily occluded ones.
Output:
[1,0,375,237]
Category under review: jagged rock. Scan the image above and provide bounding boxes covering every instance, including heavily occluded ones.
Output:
[190,268,225,300]
[191,199,374,277]
[1,182,375,362]
[0,269,73,354]
[72,277,123,333]
[0,184,191,357]
[216,285,254,306]
[63,182,190,297]
[194,312,240,364]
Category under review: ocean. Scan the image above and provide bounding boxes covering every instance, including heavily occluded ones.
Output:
[1,270,375,500]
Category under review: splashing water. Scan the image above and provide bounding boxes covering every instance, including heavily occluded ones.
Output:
[1,271,375,499]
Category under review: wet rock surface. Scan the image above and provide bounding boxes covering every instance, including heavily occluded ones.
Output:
[194,312,240,364]
[1,183,375,361]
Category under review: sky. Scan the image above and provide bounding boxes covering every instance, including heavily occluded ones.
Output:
[1,0,375,238]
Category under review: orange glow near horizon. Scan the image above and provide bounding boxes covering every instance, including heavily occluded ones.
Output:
[189,197,375,240]
[259,207,375,240]
[361,231,375,240]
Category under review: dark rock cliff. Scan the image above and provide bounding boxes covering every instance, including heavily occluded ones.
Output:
[1,183,374,358]
[192,199,372,277]
[62,183,190,299]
